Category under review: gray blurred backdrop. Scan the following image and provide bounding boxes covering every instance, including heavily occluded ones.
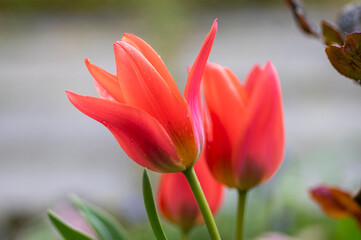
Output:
[0,0,360,239]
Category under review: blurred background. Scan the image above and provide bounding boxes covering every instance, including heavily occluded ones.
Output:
[1,0,360,239]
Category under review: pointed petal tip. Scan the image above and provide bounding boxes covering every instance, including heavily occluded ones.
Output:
[264,61,277,73]
[213,19,218,26]
[211,19,218,35]
[66,91,86,104]
[120,33,128,41]
[121,33,135,41]
[251,63,261,69]
[262,61,279,83]
[265,60,273,66]
[113,41,122,49]
[113,41,130,58]
[65,90,72,97]
[113,40,131,52]
[84,58,91,68]
[66,91,78,102]
[66,91,77,104]
[206,61,220,69]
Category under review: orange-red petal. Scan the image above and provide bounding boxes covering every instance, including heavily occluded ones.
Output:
[66,91,185,173]
[93,80,116,102]
[233,62,284,190]
[244,64,261,98]
[113,41,197,167]
[120,33,184,105]
[185,19,218,158]
[203,62,247,146]
[85,58,125,103]
[203,62,247,187]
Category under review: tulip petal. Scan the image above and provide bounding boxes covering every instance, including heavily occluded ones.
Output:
[185,19,218,157]
[244,64,261,97]
[113,41,197,167]
[158,172,199,230]
[93,80,116,102]
[157,154,224,230]
[233,62,285,190]
[203,62,247,145]
[66,91,185,173]
[120,33,184,104]
[85,59,125,103]
[225,68,249,105]
[203,62,247,187]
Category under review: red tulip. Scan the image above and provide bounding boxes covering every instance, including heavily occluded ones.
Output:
[203,62,285,190]
[66,20,217,173]
[310,185,361,227]
[157,152,224,231]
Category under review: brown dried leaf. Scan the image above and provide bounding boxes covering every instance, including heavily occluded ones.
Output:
[355,189,361,206]
[284,0,318,37]
[326,33,361,85]
[322,20,344,46]
[310,185,361,228]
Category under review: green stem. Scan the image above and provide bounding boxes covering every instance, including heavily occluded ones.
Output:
[181,229,190,240]
[235,190,248,240]
[183,166,221,240]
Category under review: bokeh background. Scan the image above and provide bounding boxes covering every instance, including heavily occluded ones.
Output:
[1,0,360,239]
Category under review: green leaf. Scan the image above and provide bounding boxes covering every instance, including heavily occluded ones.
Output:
[325,33,361,85]
[47,210,95,240]
[333,218,361,240]
[71,196,129,240]
[142,168,168,240]
[322,20,344,46]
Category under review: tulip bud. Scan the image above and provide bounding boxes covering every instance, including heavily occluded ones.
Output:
[157,153,224,231]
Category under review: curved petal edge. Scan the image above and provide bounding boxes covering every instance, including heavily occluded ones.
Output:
[66,91,185,173]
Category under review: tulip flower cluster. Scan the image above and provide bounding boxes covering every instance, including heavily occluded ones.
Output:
[50,20,287,240]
